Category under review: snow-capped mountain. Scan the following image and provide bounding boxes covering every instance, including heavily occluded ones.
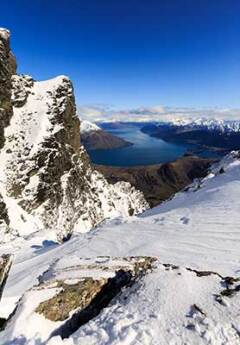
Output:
[0,29,148,243]
[142,116,240,151]
[80,120,101,133]
[163,117,240,133]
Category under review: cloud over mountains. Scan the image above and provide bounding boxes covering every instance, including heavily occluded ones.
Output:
[78,104,240,123]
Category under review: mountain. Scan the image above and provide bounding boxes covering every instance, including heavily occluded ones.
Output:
[95,155,214,207]
[80,120,132,150]
[141,118,240,151]
[0,29,148,243]
[169,117,240,133]
[1,151,240,344]
[1,28,240,345]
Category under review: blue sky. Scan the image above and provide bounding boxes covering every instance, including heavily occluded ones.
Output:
[1,0,240,108]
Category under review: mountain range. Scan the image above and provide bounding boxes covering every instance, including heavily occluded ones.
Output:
[142,118,240,151]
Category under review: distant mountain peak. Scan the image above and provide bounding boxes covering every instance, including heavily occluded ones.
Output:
[80,120,101,133]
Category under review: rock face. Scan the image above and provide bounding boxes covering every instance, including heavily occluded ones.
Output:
[0,29,16,236]
[0,30,148,242]
[0,29,16,149]
[0,254,12,301]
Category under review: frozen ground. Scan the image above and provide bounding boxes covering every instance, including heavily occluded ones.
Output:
[0,152,240,344]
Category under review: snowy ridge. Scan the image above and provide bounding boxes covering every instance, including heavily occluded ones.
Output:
[162,116,240,133]
[80,120,101,133]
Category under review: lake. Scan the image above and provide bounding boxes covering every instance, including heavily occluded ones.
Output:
[88,123,222,167]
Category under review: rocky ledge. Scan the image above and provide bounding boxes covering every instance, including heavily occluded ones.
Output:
[2,256,156,341]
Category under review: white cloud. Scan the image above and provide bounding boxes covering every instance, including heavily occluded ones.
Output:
[77,104,240,123]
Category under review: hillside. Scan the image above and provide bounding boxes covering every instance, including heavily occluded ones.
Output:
[80,120,132,150]
[95,155,214,206]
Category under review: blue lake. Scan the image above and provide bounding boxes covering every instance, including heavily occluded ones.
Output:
[88,123,222,167]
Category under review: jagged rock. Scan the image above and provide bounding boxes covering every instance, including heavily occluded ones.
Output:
[0,28,16,149]
[0,193,9,234]
[0,30,148,242]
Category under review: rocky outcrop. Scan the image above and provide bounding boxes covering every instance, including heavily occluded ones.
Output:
[0,29,16,237]
[0,194,9,234]
[0,29,16,149]
[0,254,12,301]
[3,256,155,342]
[0,30,148,242]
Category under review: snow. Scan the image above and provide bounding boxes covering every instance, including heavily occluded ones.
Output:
[80,120,101,133]
[0,152,240,344]
[0,74,147,242]
[160,116,240,133]
[0,28,10,41]
[0,75,71,240]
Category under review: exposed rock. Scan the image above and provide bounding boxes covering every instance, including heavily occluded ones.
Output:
[36,278,107,322]
[0,193,9,233]
[0,254,12,301]
[0,28,16,149]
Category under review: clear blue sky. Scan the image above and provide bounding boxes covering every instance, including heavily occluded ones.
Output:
[1,0,240,108]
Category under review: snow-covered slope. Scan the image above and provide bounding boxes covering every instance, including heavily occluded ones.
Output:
[0,30,148,243]
[1,151,240,344]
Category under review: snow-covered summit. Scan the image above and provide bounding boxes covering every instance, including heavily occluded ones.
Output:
[80,120,101,133]
[0,28,10,41]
